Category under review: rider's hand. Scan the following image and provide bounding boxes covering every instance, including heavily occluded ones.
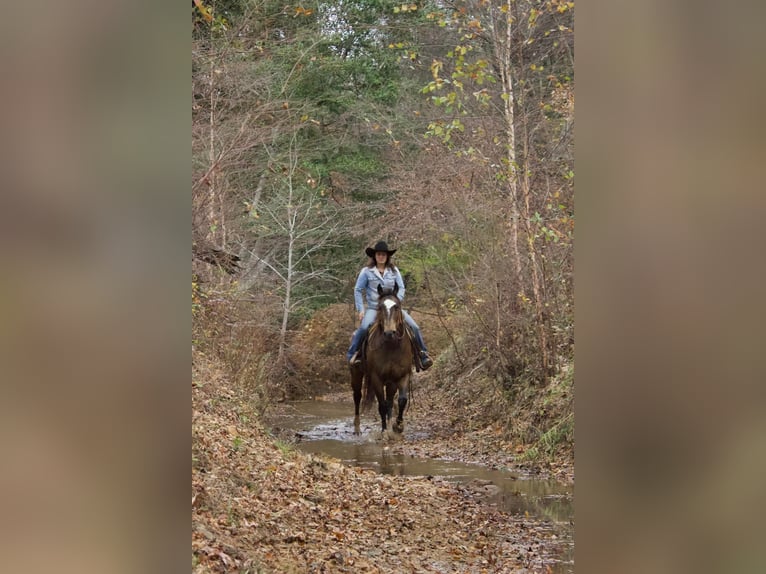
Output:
[358,311,364,323]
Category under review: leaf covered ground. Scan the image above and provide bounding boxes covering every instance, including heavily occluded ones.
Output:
[192,352,570,573]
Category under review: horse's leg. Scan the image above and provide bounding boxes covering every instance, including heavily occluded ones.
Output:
[385,382,395,423]
[369,374,387,432]
[377,393,388,432]
[351,367,363,435]
[393,374,410,434]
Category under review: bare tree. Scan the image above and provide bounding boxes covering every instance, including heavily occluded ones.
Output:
[256,136,342,364]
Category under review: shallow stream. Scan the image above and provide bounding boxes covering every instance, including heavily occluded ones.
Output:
[267,400,574,572]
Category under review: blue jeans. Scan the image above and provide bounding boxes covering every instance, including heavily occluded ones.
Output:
[346,308,428,360]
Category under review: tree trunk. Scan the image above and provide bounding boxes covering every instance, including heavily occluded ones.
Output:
[278,161,297,366]
[494,0,523,283]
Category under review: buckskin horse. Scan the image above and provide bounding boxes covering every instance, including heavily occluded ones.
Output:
[350,284,414,434]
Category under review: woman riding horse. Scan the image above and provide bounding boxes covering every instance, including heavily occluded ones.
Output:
[346,240,432,370]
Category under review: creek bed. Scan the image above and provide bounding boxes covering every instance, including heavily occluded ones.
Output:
[267,399,574,572]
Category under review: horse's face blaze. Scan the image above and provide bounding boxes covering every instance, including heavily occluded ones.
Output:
[381,297,399,337]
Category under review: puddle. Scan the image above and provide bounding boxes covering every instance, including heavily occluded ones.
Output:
[267,399,574,572]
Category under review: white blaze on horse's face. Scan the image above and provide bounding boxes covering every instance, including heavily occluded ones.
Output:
[380,297,399,338]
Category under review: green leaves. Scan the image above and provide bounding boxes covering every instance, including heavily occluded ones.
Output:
[425,119,465,144]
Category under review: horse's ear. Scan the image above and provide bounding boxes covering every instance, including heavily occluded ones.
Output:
[393,283,399,296]
[377,284,384,296]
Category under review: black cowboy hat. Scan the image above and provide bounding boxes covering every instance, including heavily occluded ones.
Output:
[365,240,397,258]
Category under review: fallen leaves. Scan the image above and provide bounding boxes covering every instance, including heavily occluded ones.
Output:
[192,353,570,573]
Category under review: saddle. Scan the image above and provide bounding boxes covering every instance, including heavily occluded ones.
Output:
[359,324,425,372]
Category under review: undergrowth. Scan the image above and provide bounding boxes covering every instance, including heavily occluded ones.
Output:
[514,364,574,464]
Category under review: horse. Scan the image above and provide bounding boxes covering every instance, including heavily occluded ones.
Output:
[350,284,414,434]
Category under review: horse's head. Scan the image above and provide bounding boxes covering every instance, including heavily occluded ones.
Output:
[376,283,403,340]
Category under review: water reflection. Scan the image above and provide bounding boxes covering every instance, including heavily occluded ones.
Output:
[269,401,573,524]
[380,449,406,476]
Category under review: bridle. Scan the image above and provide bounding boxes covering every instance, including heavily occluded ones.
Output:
[372,295,405,343]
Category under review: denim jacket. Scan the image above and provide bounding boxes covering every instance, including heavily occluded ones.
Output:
[353,266,405,313]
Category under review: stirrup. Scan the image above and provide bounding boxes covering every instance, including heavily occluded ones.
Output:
[420,353,433,370]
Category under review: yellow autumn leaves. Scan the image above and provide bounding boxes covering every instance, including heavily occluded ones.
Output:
[393,4,418,13]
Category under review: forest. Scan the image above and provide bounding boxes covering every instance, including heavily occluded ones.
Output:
[192,0,574,571]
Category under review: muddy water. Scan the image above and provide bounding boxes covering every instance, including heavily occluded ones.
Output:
[267,400,574,571]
